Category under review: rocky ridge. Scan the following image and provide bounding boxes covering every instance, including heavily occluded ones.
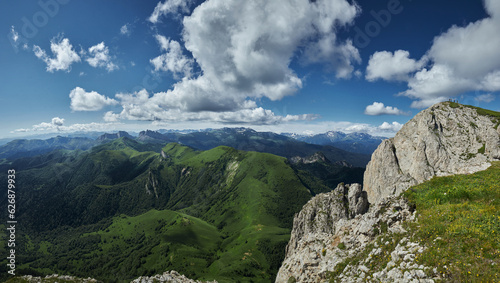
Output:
[276,102,500,282]
[131,271,218,283]
[364,102,500,204]
[12,271,216,283]
[275,188,427,282]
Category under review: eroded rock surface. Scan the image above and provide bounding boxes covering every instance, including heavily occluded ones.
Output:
[364,102,500,204]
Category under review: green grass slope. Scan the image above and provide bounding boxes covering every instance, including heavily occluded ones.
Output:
[1,142,335,282]
[404,161,500,281]
[328,162,499,282]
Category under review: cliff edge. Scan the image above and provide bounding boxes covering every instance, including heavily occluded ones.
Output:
[276,102,500,282]
[364,102,500,204]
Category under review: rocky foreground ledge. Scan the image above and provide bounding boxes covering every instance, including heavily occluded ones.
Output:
[131,271,217,283]
[10,271,217,283]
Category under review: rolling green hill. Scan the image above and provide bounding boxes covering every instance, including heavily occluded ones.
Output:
[0,139,343,282]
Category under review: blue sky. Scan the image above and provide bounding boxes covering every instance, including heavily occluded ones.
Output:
[1,0,499,138]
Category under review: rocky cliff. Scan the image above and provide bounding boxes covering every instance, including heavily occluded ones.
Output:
[275,184,423,282]
[276,102,500,282]
[364,102,500,204]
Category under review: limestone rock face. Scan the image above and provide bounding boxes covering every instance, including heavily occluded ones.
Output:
[275,192,418,282]
[364,102,500,204]
[276,103,500,282]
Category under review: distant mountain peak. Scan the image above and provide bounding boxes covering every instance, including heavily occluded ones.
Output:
[97,131,133,141]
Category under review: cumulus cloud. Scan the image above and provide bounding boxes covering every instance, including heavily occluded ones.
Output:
[85,42,118,72]
[13,117,65,133]
[300,0,361,78]
[150,35,194,79]
[365,1,500,108]
[33,37,81,72]
[51,117,65,126]
[13,120,122,134]
[105,89,317,125]
[106,0,360,127]
[69,87,118,111]
[377,121,403,132]
[394,1,500,108]
[103,111,121,122]
[120,24,131,36]
[148,0,194,23]
[366,50,424,82]
[344,121,403,135]
[475,93,495,103]
[152,0,360,113]
[364,102,408,116]
[404,65,476,108]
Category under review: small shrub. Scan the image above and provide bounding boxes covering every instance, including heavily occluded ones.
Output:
[338,242,346,250]
[478,144,486,154]
[287,276,297,283]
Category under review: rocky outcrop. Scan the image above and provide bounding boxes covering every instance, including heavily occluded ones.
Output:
[290,152,352,167]
[290,152,330,165]
[276,191,421,282]
[276,183,370,282]
[276,103,500,282]
[97,131,133,141]
[131,271,217,283]
[364,102,500,204]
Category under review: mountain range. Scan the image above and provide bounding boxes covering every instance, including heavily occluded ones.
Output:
[0,102,499,282]
[282,131,385,155]
[0,128,377,168]
[0,134,363,282]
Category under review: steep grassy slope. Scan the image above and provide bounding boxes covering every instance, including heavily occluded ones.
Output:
[325,162,499,282]
[0,140,336,282]
[404,161,500,281]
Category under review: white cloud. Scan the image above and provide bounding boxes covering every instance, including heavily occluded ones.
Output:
[14,120,123,134]
[150,35,194,79]
[475,93,495,103]
[11,26,19,43]
[151,0,360,113]
[377,121,403,132]
[110,0,361,127]
[403,64,476,108]
[148,0,194,23]
[86,42,118,72]
[106,89,317,125]
[15,117,64,132]
[103,111,121,122]
[33,37,81,72]
[366,50,424,82]
[364,102,408,116]
[120,24,131,36]
[388,1,500,108]
[51,117,65,126]
[69,87,118,111]
[481,71,500,92]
